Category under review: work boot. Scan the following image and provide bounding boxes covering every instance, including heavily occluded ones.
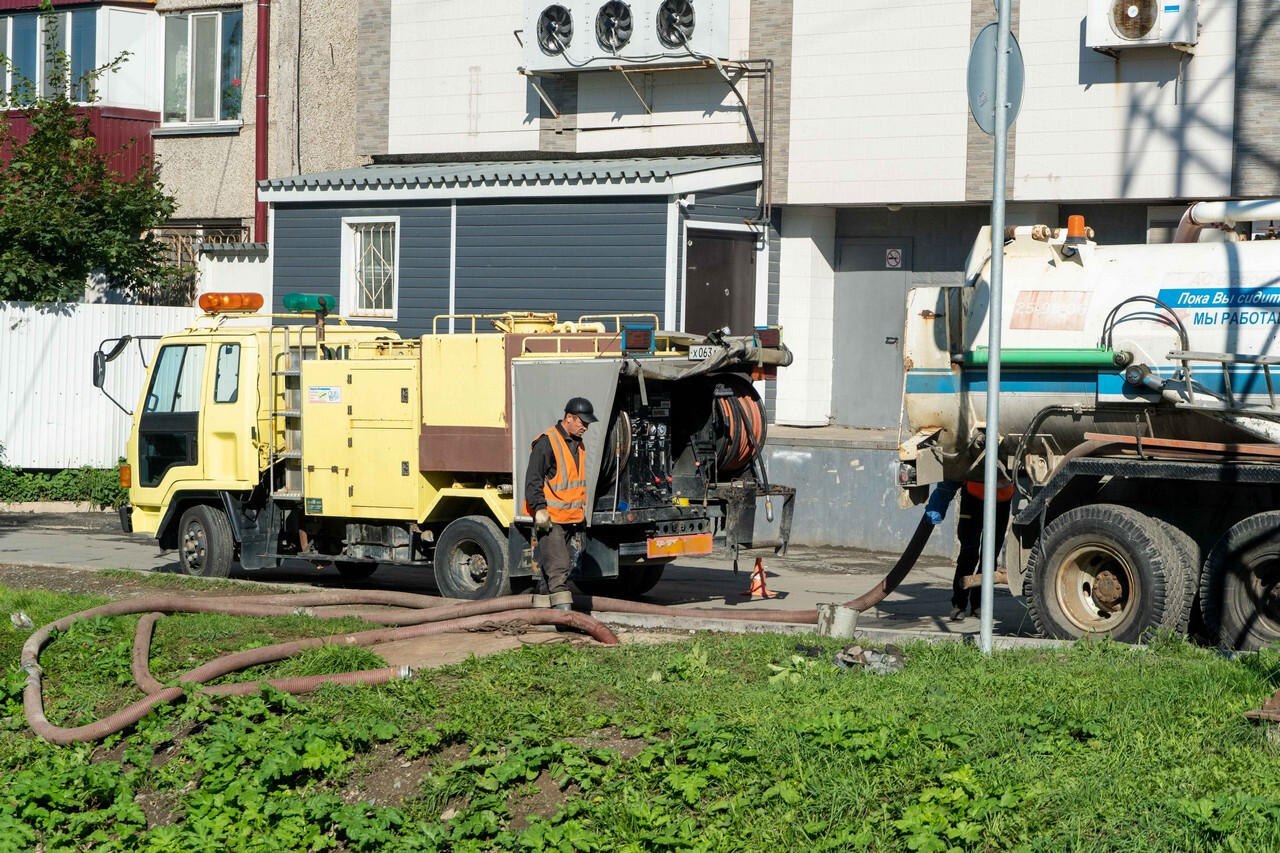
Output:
[550,591,574,611]
[949,606,965,622]
[531,594,551,609]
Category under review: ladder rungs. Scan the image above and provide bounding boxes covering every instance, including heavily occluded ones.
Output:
[276,450,302,460]
[273,490,303,500]
[273,410,302,418]
[273,369,301,377]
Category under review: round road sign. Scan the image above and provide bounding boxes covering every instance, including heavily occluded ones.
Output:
[967,23,1024,136]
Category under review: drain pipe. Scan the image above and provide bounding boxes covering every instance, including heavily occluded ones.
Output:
[253,0,270,242]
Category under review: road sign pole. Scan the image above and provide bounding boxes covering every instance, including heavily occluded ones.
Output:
[979,0,1013,655]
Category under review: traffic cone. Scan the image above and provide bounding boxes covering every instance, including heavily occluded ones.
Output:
[741,557,778,599]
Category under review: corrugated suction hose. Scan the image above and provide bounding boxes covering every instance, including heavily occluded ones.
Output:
[22,515,937,744]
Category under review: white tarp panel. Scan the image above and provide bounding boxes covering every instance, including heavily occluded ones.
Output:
[0,302,199,469]
[511,360,621,524]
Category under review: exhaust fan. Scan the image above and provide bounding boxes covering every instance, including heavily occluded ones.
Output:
[536,4,575,55]
[596,1,634,52]
[656,0,695,49]
[1085,0,1198,52]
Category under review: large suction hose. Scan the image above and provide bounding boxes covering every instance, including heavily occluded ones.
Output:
[23,505,943,744]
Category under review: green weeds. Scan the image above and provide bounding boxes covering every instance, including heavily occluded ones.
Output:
[4,587,1280,850]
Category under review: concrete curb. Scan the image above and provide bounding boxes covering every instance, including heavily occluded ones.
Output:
[0,501,113,514]
[595,611,1070,649]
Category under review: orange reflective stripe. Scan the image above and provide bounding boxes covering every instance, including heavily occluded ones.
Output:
[965,480,1015,502]
[542,427,586,523]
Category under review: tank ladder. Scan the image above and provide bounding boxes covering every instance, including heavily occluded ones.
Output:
[266,325,320,501]
[1168,350,1280,414]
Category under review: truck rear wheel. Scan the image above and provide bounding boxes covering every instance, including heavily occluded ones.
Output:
[335,562,378,580]
[433,516,511,600]
[1200,511,1280,651]
[1027,504,1177,643]
[178,504,234,579]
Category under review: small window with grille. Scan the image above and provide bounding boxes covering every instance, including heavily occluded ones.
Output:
[341,217,400,319]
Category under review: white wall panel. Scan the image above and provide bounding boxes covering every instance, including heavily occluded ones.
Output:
[786,0,971,206]
[0,303,198,469]
[1014,0,1237,201]
[387,0,539,155]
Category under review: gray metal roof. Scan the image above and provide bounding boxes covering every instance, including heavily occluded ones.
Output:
[258,155,760,195]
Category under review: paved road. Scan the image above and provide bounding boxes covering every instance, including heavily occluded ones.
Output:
[0,511,1033,637]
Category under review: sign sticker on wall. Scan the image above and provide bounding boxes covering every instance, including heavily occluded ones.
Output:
[308,386,342,404]
[885,248,903,269]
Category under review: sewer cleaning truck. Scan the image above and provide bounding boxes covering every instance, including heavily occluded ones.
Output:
[898,203,1280,650]
[96,295,793,599]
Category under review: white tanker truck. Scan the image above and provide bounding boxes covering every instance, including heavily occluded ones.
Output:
[899,203,1280,650]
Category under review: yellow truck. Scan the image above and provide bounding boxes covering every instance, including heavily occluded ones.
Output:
[95,292,794,599]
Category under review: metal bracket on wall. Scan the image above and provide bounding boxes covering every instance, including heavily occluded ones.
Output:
[612,66,652,115]
[523,72,562,119]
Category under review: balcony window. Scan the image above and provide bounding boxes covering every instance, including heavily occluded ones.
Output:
[163,10,243,125]
[1,11,96,104]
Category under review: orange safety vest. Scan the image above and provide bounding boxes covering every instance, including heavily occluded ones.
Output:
[535,427,587,524]
[965,479,1015,502]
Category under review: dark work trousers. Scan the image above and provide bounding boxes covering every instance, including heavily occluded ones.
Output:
[952,488,1012,611]
[535,522,577,594]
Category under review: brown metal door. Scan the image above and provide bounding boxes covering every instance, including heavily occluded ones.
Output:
[684,231,756,335]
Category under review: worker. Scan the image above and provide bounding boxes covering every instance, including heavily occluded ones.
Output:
[524,397,598,610]
[950,477,1014,621]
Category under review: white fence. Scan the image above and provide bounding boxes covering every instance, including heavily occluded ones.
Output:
[0,302,199,469]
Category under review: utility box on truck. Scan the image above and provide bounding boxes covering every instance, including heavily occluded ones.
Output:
[105,296,794,600]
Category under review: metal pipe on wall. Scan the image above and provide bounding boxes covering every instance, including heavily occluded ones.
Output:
[254,0,271,243]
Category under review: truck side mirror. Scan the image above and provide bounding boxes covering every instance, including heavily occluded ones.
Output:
[92,351,106,388]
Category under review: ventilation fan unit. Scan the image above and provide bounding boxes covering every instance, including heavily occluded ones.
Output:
[1085,0,1198,52]
[535,3,576,55]
[656,0,695,48]
[521,0,729,74]
[596,1,634,52]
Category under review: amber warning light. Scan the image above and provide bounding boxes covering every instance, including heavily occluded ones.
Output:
[198,292,265,313]
[1066,215,1087,240]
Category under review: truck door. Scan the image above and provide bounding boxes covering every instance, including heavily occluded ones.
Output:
[136,342,207,493]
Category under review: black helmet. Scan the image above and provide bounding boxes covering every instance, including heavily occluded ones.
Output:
[565,397,598,423]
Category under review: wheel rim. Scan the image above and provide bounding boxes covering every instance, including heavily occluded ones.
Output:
[181,519,208,574]
[1054,542,1138,633]
[1244,551,1280,629]
[448,539,489,592]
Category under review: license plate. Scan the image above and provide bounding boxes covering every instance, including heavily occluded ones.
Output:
[688,345,717,361]
[646,533,713,559]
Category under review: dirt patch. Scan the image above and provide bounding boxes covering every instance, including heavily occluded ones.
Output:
[566,726,647,761]
[507,771,581,831]
[340,742,434,808]
[135,787,184,829]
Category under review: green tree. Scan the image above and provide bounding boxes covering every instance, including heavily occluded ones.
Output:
[0,1,178,303]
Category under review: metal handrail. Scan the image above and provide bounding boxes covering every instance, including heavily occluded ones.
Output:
[1167,350,1279,410]
[576,313,661,334]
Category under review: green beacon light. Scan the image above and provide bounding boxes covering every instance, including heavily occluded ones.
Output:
[282,293,332,315]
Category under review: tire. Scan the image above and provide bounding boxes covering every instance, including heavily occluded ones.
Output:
[177,504,234,579]
[1200,511,1280,651]
[625,563,666,597]
[433,516,511,600]
[1026,504,1178,643]
[335,562,378,580]
[1151,520,1198,635]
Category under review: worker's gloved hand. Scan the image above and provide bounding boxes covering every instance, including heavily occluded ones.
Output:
[925,480,962,526]
[534,509,552,532]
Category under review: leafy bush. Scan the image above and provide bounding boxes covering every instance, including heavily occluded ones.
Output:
[0,463,128,508]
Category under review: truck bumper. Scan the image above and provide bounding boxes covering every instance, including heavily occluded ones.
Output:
[118,505,133,534]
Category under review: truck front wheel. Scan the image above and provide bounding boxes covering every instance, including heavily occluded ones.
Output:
[177,504,234,579]
[1200,511,1280,651]
[1027,504,1178,643]
[433,516,511,600]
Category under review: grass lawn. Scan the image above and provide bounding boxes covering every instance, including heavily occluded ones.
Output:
[3,580,1280,852]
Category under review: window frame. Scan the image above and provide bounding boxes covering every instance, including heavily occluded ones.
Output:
[213,342,241,404]
[339,216,402,321]
[161,9,244,127]
[1,9,96,105]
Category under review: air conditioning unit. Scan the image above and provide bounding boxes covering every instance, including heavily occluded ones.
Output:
[522,0,730,74]
[1085,0,1198,52]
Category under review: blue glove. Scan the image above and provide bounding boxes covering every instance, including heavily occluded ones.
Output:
[924,480,962,526]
